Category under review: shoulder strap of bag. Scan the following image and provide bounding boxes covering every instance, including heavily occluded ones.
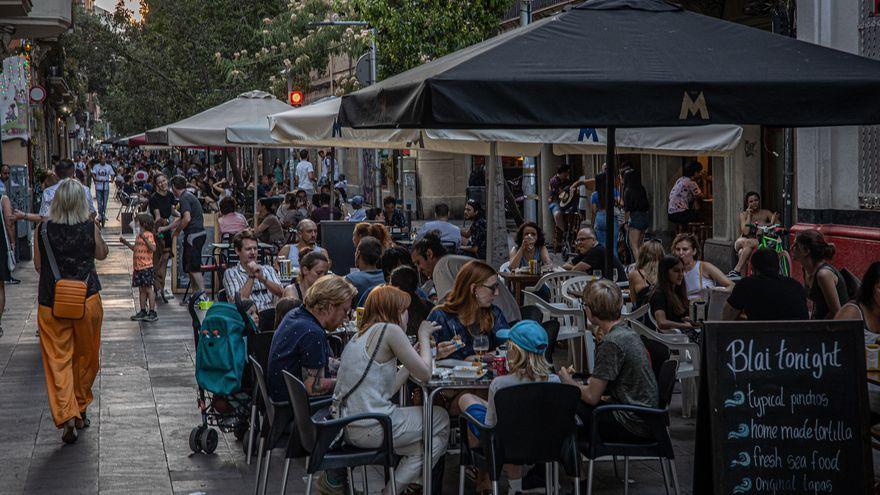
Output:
[337,323,389,409]
[41,222,62,282]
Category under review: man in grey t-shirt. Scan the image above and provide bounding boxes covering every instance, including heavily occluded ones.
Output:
[414,203,461,251]
[169,175,206,298]
[560,279,659,440]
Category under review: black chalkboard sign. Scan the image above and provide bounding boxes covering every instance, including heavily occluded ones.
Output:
[702,320,872,495]
[319,221,359,276]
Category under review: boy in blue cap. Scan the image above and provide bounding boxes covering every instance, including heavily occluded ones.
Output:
[458,319,559,493]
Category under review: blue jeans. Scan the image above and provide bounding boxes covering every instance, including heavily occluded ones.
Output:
[96,188,109,220]
[594,211,619,248]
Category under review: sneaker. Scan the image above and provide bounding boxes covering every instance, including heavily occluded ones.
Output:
[130,310,147,321]
[7,277,20,285]
[727,269,742,278]
[144,310,158,322]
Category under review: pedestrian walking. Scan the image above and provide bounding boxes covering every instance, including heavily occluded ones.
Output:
[120,212,158,322]
[168,175,207,302]
[34,179,109,444]
[91,158,115,225]
[0,191,19,337]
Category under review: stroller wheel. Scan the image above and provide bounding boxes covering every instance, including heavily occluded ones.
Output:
[199,427,219,454]
[189,426,205,453]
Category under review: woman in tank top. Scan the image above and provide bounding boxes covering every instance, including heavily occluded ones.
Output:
[792,229,849,320]
[333,286,449,495]
[672,233,733,300]
[835,261,880,342]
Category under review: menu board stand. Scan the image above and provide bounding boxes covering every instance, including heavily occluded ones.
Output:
[695,320,872,495]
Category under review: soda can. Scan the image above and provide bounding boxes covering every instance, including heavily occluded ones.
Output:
[528,259,537,274]
[493,356,507,376]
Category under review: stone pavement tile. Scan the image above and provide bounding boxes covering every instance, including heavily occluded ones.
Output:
[0,458,30,493]
[98,473,173,494]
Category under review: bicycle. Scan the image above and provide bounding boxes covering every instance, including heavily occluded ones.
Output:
[748,223,792,276]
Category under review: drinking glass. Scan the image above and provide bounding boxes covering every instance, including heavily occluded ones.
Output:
[612,269,619,283]
[473,334,490,361]
[592,269,603,280]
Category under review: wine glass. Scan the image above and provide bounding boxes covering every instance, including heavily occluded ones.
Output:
[473,334,490,362]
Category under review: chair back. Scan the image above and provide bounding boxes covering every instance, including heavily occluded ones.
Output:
[493,383,581,472]
[248,331,275,373]
[657,360,679,410]
[560,275,593,307]
[529,271,587,304]
[705,287,731,321]
[248,356,279,425]
[282,370,319,452]
[841,268,861,301]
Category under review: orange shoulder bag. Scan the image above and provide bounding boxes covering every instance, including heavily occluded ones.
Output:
[41,222,88,320]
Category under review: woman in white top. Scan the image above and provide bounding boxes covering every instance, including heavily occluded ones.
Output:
[334,286,449,495]
[671,233,733,299]
[835,261,880,343]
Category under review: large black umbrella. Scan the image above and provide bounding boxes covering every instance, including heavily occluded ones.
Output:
[339,0,880,277]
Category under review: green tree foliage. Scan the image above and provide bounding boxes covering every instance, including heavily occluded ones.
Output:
[59,0,288,136]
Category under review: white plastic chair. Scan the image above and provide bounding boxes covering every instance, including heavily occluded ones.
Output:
[642,308,700,417]
[560,275,595,307]
[523,291,595,372]
[706,287,732,321]
[524,270,589,304]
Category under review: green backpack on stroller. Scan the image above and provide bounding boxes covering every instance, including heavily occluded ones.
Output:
[195,302,254,396]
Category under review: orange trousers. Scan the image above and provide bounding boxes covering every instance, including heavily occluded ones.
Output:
[37,294,103,428]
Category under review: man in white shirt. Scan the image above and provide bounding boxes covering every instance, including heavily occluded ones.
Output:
[223,229,283,333]
[294,149,316,195]
[321,149,341,183]
[91,159,115,225]
[40,159,97,219]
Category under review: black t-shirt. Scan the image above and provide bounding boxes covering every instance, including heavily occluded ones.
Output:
[571,245,626,280]
[649,290,688,323]
[726,274,809,320]
[149,191,176,220]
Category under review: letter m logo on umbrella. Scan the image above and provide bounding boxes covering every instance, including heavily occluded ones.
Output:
[679,91,709,120]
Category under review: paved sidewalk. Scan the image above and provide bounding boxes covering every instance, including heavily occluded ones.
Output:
[0,194,699,495]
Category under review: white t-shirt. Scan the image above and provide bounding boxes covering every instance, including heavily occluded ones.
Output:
[92,163,115,191]
[296,160,315,191]
[75,160,86,171]
[578,174,588,211]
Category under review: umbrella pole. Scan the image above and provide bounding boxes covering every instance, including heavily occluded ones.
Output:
[605,127,616,275]
[486,141,499,266]
[253,148,259,227]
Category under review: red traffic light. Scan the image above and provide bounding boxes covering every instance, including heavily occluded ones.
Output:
[288,90,304,106]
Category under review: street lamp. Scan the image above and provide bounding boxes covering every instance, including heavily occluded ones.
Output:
[310,20,381,204]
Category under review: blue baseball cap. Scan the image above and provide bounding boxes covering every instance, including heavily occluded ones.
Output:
[496,320,548,354]
[351,195,364,207]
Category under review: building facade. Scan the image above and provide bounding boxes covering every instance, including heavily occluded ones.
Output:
[795,0,880,278]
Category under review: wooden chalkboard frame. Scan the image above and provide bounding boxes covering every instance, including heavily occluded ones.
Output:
[702,320,872,495]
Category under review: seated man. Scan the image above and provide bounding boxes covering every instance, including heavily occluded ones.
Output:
[345,236,385,306]
[267,275,356,402]
[563,227,626,281]
[382,195,408,231]
[560,280,659,442]
[415,203,461,251]
[278,219,324,268]
[722,248,808,321]
[223,230,284,333]
[729,191,779,278]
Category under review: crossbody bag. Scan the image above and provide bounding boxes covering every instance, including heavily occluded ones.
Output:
[41,222,89,320]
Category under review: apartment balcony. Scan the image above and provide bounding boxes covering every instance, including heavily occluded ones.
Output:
[0,0,32,18]
[3,0,71,40]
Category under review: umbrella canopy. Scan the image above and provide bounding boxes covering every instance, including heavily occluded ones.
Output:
[147,90,292,146]
[118,133,146,146]
[268,98,742,155]
[339,0,880,129]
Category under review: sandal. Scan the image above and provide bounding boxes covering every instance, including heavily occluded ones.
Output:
[75,412,90,429]
[62,419,78,444]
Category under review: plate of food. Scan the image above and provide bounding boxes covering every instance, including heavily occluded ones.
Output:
[450,363,487,379]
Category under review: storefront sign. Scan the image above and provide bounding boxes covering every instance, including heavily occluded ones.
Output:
[1,56,31,141]
[701,320,871,494]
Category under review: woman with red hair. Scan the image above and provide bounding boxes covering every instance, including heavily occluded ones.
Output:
[334,285,448,495]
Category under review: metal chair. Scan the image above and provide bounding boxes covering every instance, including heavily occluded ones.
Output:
[459,383,582,495]
[248,356,292,495]
[579,360,681,495]
[282,371,399,495]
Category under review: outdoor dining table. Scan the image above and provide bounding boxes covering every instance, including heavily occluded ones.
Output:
[503,271,542,305]
[868,371,880,387]
[409,371,493,494]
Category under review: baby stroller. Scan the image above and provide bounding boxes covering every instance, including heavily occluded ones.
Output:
[188,290,257,454]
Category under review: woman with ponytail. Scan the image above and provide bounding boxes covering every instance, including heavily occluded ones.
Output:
[792,229,848,319]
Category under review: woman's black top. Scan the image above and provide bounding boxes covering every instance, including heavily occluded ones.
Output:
[624,185,650,212]
[37,221,101,307]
